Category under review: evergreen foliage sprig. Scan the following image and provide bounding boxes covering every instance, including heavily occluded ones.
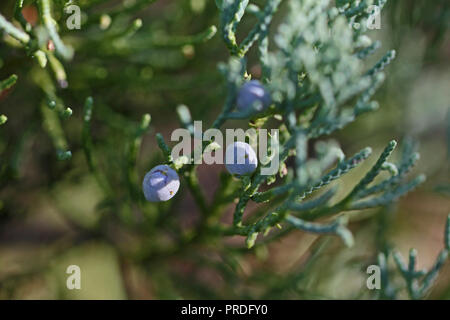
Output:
[376,214,450,300]
[0,0,447,299]
[165,0,426,251]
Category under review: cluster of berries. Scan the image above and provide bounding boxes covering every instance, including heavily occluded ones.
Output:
[143,80,270,202]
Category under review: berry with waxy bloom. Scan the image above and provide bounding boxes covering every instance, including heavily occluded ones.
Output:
[142,164,180,202]
[236,80,271,112]
[225,141,258,176]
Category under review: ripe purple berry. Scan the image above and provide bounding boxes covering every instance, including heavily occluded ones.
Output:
[225,141,258,176]
[236,80,271,112]
[142,164,180,202]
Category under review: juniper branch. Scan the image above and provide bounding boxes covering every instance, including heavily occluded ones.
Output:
[82,97,112,194]
[40,101,71,161]
[349,175,426,210]
[156,133,173,164]
[344,140,397,201]
[0,13,30,44]
[286,215,354,247]
[37,0,74,60]
[390,214,450,299]
[0,74,18,93]
[366,50,396,76]
[237,0,281,57]
[13,0,30,32]
[220,0,248,54]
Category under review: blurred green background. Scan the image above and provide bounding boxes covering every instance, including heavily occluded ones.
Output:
[0,0,449,299]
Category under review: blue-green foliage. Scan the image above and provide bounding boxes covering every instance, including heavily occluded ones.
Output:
[377,215,450,299]
[0,0,447,299]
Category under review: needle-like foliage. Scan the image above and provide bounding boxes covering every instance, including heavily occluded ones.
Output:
[0,0,447,300]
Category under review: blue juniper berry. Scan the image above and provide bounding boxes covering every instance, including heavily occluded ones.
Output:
[225,141,258,176]
[142,164,180,202]
[236,80,271,112]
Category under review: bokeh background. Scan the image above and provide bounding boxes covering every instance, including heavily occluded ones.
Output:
[0,0,449,299]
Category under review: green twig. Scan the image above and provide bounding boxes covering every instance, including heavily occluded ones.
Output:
[0,13,30,44]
